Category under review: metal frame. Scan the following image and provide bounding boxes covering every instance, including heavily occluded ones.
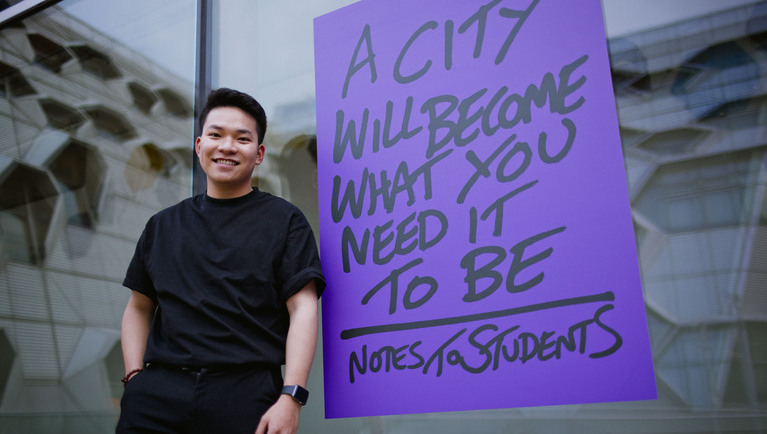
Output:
[0,0,60,28]
[192,0,212,195]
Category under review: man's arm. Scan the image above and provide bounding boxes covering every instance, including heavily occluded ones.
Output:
[256,280,319,434]
[121,290,155,379]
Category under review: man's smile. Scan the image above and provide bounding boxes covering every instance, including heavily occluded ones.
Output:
[214,158,239,166]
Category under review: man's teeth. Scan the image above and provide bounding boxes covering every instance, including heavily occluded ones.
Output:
[215,159,237,166]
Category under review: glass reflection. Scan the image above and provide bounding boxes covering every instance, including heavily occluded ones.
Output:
[0,1,195,432]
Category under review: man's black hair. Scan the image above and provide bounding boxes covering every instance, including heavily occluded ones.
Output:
[199,88,267,144]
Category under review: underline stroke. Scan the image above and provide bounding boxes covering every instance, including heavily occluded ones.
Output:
[340,291,615,340]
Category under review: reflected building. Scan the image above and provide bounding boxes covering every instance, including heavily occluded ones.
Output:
[0,6,193,433]
[610,0,767,420]
[379,3,767,432]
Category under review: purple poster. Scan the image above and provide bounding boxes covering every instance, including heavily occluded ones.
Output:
[314,0,656,418]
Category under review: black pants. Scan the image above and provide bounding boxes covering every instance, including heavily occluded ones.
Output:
[116,363,282,434]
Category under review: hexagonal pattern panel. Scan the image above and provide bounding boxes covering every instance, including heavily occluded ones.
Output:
[83,105,136,141]
[672,41,759,120]
[128,82,158,114]
[157,88,192,117]
[39,98,86,132]
[69,44,121,79]
[634,150,751,233]
[28,33,73,73]
[0,61,36,97]
[0,157,59,264]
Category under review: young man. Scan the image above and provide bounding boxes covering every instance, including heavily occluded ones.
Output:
[117,88,324,434]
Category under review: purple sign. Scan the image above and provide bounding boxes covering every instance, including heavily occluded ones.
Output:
[314,0,656,418]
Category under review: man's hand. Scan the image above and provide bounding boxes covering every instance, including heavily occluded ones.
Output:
[255,394,301,434]
[257,281,318,434]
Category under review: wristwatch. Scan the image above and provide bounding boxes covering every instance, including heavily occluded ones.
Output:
[281,385,309,406]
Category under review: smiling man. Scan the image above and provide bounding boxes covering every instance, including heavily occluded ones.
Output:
[116,88,325,434]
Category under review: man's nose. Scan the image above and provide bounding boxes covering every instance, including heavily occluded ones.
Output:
[218,137,237,152]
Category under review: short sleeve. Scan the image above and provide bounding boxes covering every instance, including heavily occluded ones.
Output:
[122,222,158,303]
[278,211,325,301]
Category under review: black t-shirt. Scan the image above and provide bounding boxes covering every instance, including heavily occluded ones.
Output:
[123,188,325,368]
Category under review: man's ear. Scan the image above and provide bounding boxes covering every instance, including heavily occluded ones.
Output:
[195,136,201,157]
[255,143,266,165]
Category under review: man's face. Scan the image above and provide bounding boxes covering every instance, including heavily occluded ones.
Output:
[195,106,265,198]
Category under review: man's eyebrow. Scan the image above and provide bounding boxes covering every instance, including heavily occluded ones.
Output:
[206,124,254,136]
[235,129,255,136]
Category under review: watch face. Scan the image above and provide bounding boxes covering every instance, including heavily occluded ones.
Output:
[283,385,309,405]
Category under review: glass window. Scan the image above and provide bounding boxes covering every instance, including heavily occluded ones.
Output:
[0,0,195,431]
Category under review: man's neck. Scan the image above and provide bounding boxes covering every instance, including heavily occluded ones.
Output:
[206,184,253,199]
